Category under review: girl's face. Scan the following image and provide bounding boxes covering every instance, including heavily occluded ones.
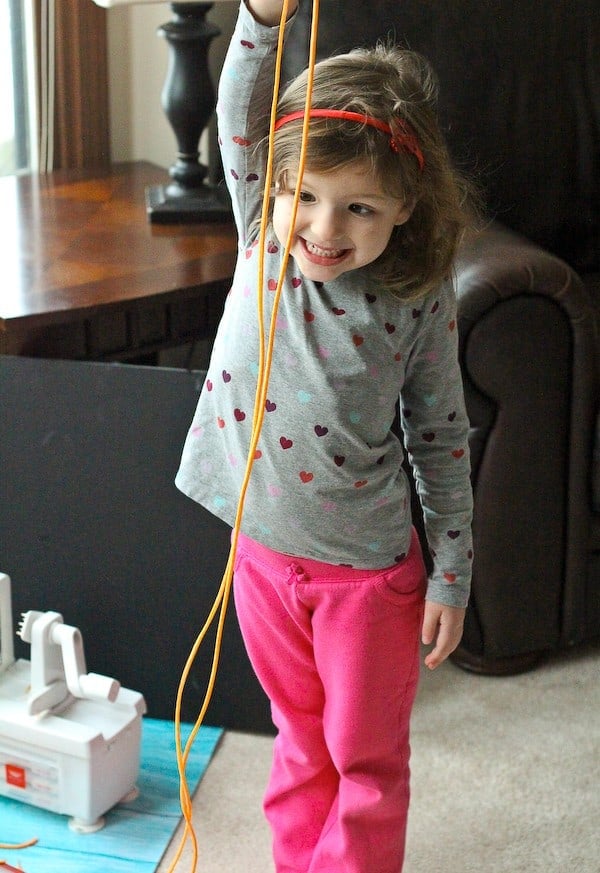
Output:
[272,160,412,282]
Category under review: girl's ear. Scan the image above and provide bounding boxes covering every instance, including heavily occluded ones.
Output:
[394,199,415,226]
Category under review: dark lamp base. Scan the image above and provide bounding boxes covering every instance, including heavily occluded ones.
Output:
[146,183,231,224]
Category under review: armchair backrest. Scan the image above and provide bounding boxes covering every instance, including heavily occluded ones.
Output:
[283,0,600,275]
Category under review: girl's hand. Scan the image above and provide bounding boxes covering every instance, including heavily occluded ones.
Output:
[421,601,466,670]
[246,0,298,27]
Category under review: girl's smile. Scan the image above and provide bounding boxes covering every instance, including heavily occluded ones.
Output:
[273,161,412,282]
[300,237,351,267]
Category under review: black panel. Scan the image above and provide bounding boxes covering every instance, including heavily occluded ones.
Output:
[0,356,273,734]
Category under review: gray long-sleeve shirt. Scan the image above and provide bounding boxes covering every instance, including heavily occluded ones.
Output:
[175,3,473,607]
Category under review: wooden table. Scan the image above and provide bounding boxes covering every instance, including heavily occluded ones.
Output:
[0,161,237,361]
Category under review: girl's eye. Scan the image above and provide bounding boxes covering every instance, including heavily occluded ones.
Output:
[298,190,316,203]
[349,203,374,216]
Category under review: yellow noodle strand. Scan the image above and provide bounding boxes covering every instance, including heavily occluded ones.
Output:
[0,839,38,850]
[168,1,320,869]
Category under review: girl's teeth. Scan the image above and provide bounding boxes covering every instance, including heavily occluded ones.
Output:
[306,241,343,258]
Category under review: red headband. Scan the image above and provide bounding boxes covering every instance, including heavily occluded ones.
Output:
[273,109,425,172]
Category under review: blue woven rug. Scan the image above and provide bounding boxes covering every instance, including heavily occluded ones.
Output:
[0,719,223,872]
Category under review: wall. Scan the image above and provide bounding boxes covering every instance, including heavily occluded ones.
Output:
[106,3,238,171]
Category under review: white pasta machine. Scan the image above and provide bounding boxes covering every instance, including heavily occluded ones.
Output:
[0,572,146,831]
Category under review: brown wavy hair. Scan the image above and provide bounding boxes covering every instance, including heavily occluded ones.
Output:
[271,45,479,301]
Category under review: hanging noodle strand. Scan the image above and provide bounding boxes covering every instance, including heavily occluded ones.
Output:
[167,1,321,870]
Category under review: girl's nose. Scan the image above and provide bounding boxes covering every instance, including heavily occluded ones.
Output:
[311,206,343,241]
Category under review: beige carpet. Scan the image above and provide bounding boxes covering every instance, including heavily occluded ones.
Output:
[158,643,600,873]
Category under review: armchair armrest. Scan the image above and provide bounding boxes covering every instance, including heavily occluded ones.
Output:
[451,221,599,659]
[455,221,598,484]
[455,221,590,326]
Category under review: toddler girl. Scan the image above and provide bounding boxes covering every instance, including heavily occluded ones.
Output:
[176,2,475,870]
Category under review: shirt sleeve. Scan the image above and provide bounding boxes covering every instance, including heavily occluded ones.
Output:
[399,283,473,607]
[217,2,296,246]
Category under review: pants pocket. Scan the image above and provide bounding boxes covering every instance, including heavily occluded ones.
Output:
[373,532,426,605]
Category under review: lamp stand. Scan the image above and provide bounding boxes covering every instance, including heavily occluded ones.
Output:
[146,2,231,223]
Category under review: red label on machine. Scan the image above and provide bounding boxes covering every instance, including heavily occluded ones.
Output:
[5,763,27,789]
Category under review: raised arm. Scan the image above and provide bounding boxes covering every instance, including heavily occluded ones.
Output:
[246,0,298,27]
[217,0,298,240]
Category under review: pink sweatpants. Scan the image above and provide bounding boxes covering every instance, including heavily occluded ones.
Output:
[233,529,426,873]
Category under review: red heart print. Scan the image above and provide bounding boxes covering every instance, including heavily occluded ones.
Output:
[217,417,225,429]
[354,480,368,488]
[385,322,396,334]
[448,319,456,331]
[448,411,456,421]
[314,425,328,437]
[412,308,421,318]
[240,39,255,48]
[254,449,262,459]
[230,169,239,180]
[268,279,278,291]
[234,408,246,422]
[267,241,278,253]
[304,310,315,322]
[452,448,465,459]
[292,277,302,288]
[332,307,345,316]
[232,135,251,146]
[365,293,377,303]
[447,530,460,539]
[280,436,293,449]
[431,301,440,314]
[299,471,314,483]
[265,399,277,412]
[222,370,231,383]
[334,455,345,466]
[352,334,364,346]
[444,572,457,583]
[246,173,259,182]
[206,379,213,391]
[422,432,436,442]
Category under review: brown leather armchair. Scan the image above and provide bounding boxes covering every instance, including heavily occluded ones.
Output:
[284,0,600,673]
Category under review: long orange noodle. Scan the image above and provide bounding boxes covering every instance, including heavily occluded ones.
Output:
[167,1,321,869]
